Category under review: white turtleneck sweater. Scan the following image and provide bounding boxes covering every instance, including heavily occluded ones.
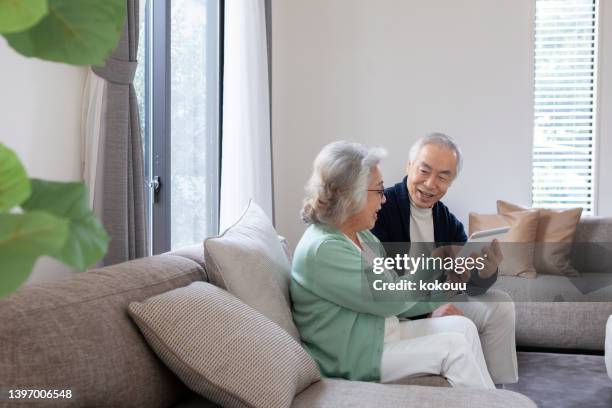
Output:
[409,195,435,252]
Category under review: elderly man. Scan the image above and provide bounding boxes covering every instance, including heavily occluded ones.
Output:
[371,132,518,385]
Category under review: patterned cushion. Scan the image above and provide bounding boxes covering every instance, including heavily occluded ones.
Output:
[204,201,299,339]
[128,282,320,408]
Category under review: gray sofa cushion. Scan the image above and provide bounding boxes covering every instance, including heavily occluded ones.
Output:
[493,273,612,303]
[571,217,612,273]
[292,378,535,408]
[492,274,612,350]
[167,244,208,274]
[174,378,533,408]
[391,375,450,387]
[204,201,299,339]
[514,301,612,351]
[0,254,205,408]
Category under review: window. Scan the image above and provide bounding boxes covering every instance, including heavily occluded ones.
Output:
[532,0,599,215]
[135,0,222,254]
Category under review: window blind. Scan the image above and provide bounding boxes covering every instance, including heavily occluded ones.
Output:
[532,0,598,214]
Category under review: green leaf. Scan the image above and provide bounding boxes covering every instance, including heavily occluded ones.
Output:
[0,211,69,298]
[21,179,109,271]
[3,0,126,65]
[0,0,48,34]
[0,143,31,212]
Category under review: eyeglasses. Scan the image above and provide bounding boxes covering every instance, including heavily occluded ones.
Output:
[367,189,385,199]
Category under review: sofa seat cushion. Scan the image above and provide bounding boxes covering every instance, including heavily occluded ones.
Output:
[291,378,536,408]
[492,275,612,350]
[492,273,612,303]
[390,375,450,387]
[514,301,612,351]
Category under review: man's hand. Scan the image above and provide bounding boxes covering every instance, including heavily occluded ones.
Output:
[446,265,471,283]
[430,303,464,318]
[433,244,472,284]
[477,239,503,279]
[431,244,462,259]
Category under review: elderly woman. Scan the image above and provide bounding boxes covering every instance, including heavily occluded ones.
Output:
[290,141,495,389]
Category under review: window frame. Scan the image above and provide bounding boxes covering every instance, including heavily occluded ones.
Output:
[143,0,223,254]
[531,0,601,215]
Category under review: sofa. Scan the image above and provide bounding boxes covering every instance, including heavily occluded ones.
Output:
[1,243,536,407]
[491,216,612,351]
[606,316,612,380]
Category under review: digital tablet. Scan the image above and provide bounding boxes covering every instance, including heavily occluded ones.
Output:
[456,226,510,258]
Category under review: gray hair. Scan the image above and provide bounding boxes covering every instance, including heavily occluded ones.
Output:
[408,132,463,174]
[301,141,387,226]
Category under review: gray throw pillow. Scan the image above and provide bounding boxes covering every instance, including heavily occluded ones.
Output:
[204,201,299,339]
[128,282,320,408]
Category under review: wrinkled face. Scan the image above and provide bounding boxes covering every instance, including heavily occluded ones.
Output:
[349,166,386,231]
[407,143,457,208]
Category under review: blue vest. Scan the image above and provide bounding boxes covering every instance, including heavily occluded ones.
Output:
[371,176,496,295]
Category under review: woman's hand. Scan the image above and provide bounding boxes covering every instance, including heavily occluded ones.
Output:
[429,303,464,318]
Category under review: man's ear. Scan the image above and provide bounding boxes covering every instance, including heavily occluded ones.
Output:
[405,161,413,174]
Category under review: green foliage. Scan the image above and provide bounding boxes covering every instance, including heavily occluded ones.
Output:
[0,145,109,297]
[0,143,31,212]
[1,0,121,296]
[0,0,47,34]
[22,179,109,271]
[0,211,69,297]
[1,0,126,65]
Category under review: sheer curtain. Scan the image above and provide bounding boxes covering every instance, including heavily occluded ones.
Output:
[220,0,273,231]
[81,70,107,219]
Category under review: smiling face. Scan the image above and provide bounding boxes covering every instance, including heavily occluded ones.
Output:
[406,143,457,208]
[343,165,386,232]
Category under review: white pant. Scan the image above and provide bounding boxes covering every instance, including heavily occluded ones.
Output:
[379,289,518,388]
[380,314,495,389]
[454,289,518,384]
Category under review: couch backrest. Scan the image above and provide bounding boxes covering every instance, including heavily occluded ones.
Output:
[0,247,206,408]
[571,217,612,273]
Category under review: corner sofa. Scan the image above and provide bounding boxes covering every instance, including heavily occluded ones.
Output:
[491,216,612,351]
[1,243,535,407]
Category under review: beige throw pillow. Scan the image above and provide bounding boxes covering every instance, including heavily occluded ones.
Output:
[469,210,540,278]
[204,201,300,339]
[128,282,320,408]
[497,200,582,276]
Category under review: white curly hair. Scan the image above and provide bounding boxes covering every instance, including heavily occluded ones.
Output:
[301,141,387,226]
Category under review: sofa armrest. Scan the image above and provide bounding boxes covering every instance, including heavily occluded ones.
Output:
[606,315,612,381]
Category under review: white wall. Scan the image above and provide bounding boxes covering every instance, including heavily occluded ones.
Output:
[0,40,87,283]
[272,0,536,248]
[597,0,612,216]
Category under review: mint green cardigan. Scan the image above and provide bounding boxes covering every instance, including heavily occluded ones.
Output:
[290,223,441,382]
